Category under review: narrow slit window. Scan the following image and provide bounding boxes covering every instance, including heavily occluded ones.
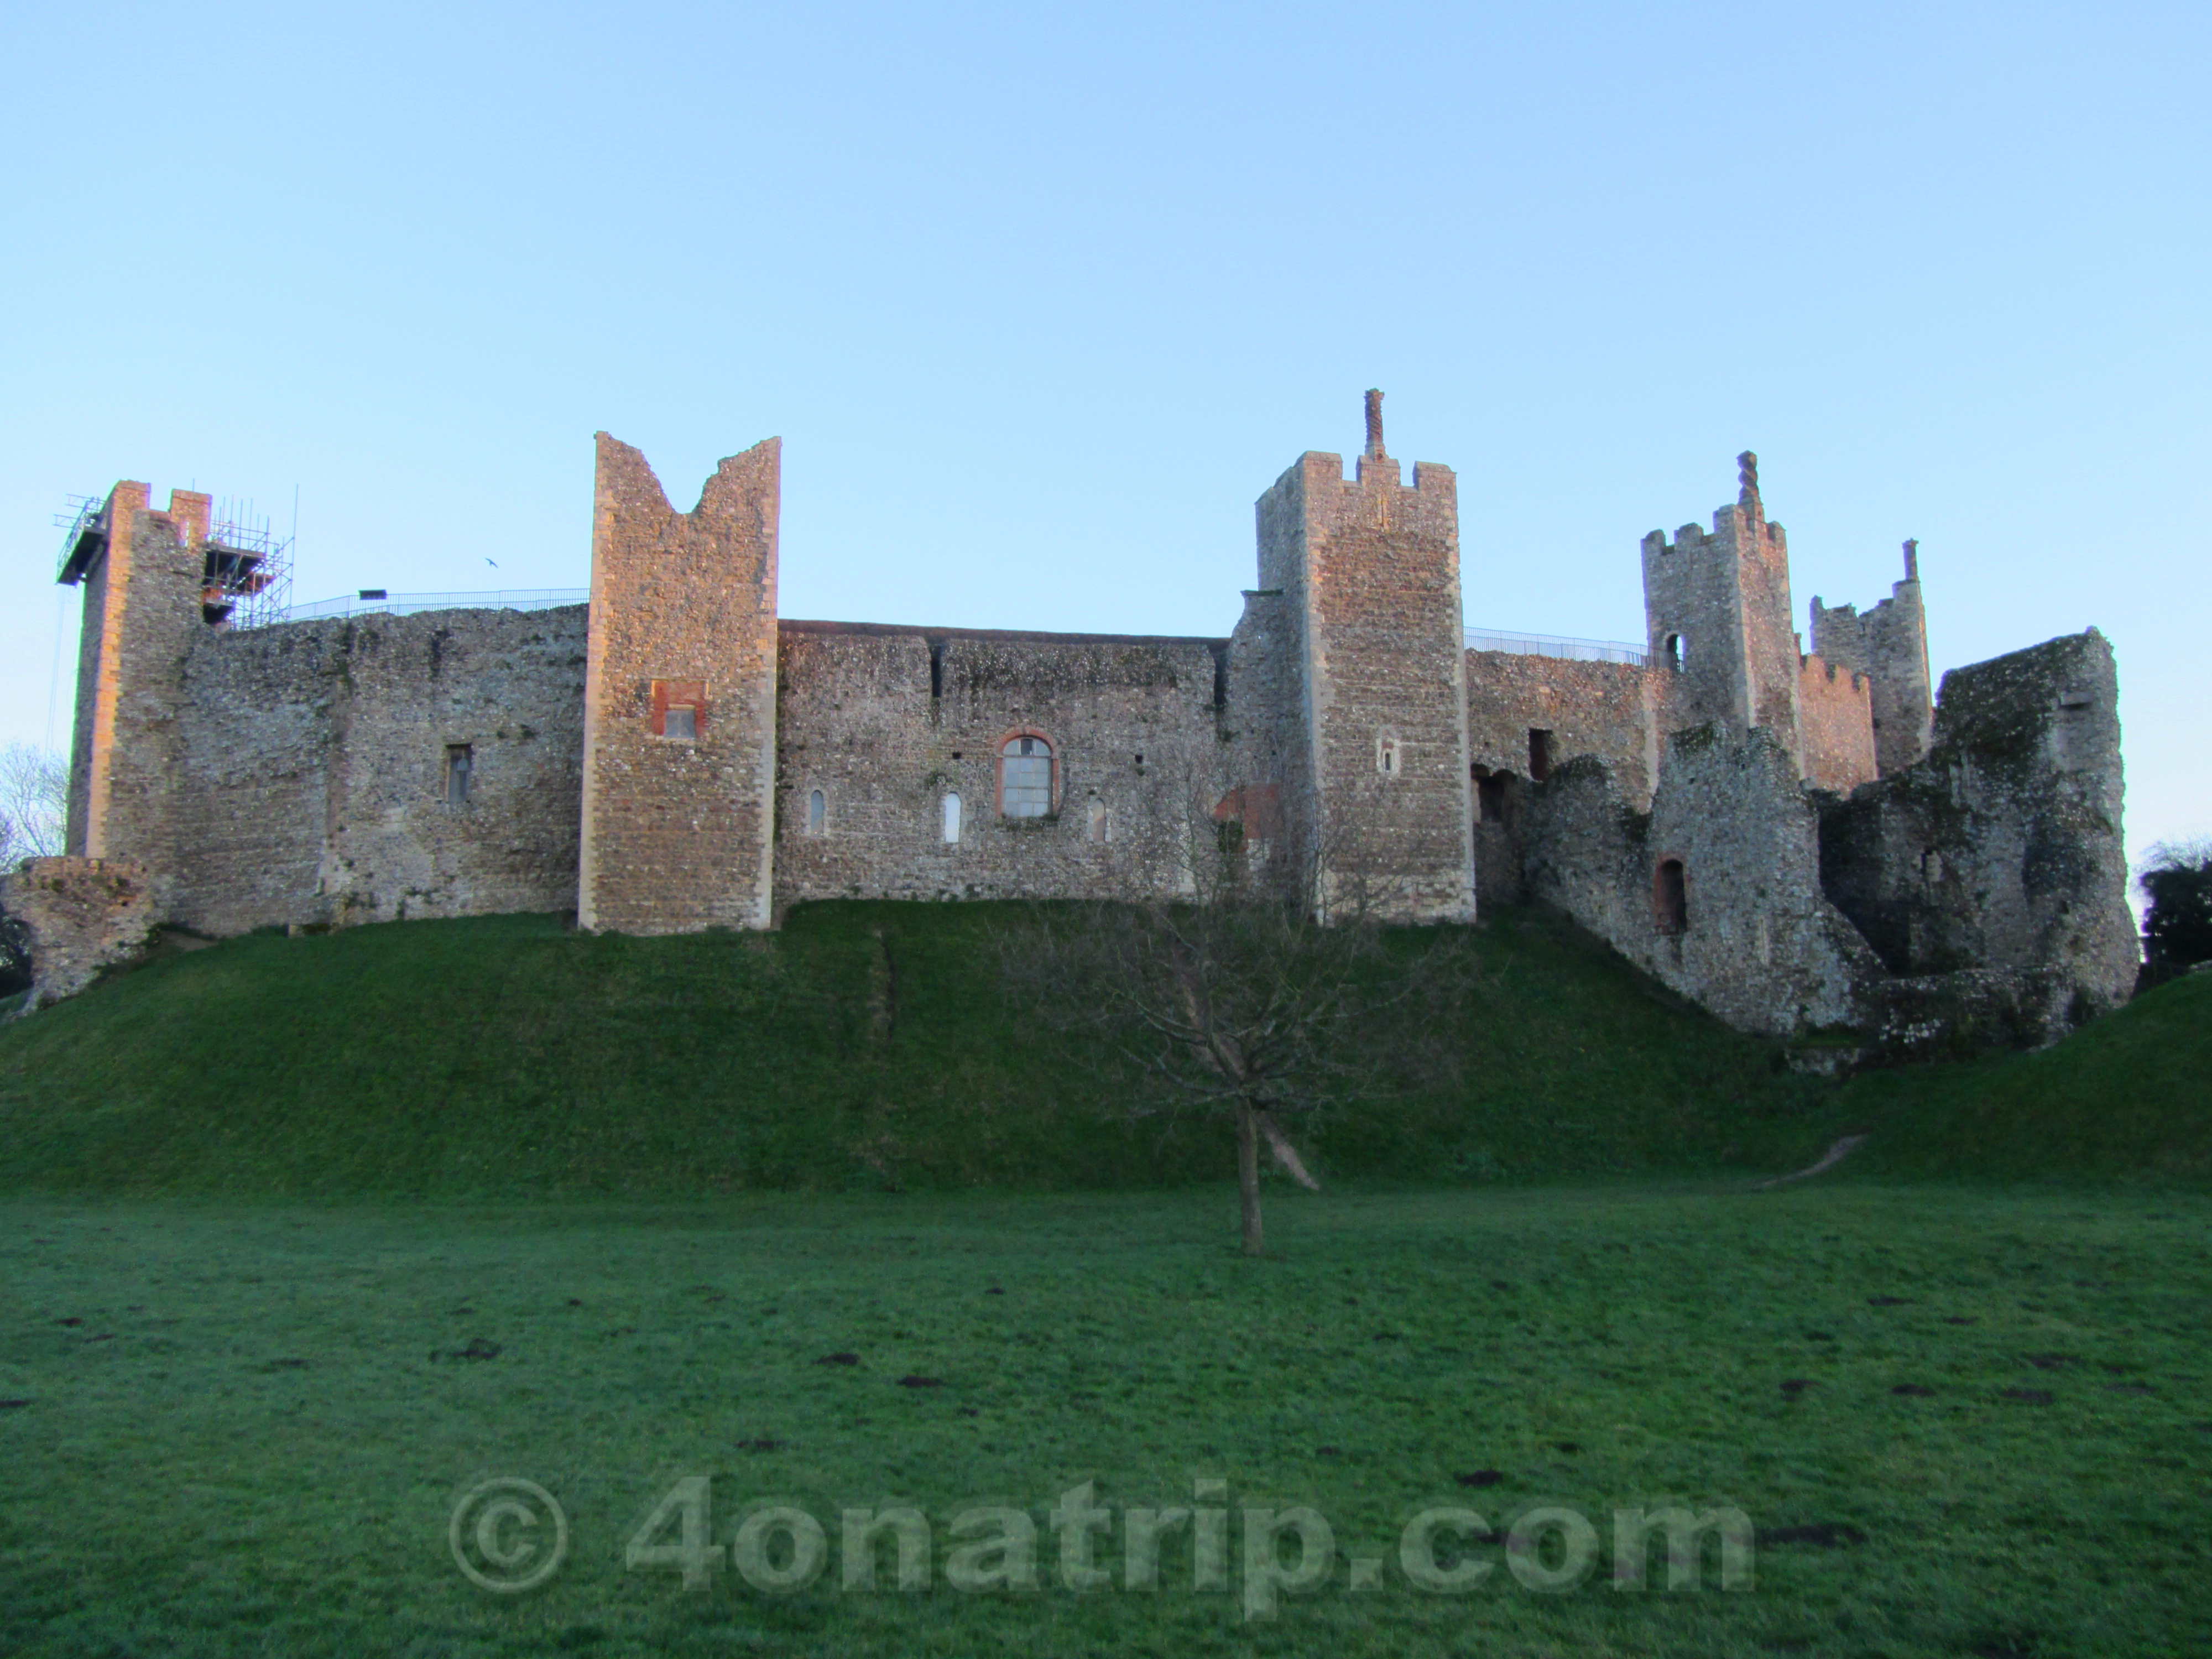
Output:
[807,789,826,836]
[1664,633,1686,672]
[1655,858,1689,934]
[942,792,962,843]
[1087,799,1108,843]
[444,743,473,806]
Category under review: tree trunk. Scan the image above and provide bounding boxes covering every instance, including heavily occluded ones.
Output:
[1236,1099,1264,1256]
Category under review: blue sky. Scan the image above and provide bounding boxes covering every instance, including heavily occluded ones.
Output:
[3,1,2205,864]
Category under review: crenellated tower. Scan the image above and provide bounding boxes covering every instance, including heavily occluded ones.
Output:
[1809,540,1934,776]
[1641,452,1803,763]
[1253,392,1474,922]
[58,482,214,869]
[577,434,782,933]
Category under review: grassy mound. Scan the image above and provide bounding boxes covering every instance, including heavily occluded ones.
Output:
[2,902,2203,1196]
[1802,968,2212,1182]
[0,902,1822,1196]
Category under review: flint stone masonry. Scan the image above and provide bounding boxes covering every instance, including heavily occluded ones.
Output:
[1523,727,1883,1036]
[152,605,590,936]
[1,858,166,1013]
[1256,444,1474,921]
[774,622,1227,910]
[579,435,781,935]
[43,414,2133,1057]
[1817,630,2136,1028]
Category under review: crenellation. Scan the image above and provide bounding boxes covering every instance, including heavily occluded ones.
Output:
[37,403,2131,1057]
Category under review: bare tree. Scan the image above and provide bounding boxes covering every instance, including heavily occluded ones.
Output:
[0,745,66,1000]
[1001,771,1477,1256]
[0,744,67,869]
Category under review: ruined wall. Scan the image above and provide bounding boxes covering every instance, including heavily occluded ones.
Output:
[1461,649,1656,907]
[772,622,1227,907]
[1796,654,1878,793]
[0,857,166,1013]
[63,484,211,868]
[1641,455,1802,761]
[1254,418,1473,921]
[1463,650,1656,801]
[1809,542,1933,776]
[1524,726,1883,1036]
[578,435,780,934]
[1818,631,2136,1023]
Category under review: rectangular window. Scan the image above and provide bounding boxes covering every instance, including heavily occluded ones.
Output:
[1528,728,1553,782]
[444,743,473,806]
[651,679,706,739]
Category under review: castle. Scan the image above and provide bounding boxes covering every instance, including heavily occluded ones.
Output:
[9,395,2140,1052]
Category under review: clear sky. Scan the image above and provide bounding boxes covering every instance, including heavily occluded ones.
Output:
[3,1,2205,865]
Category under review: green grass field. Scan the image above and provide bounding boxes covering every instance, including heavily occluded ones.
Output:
[3,1183,2208,1657]
[3,904,2208,1655]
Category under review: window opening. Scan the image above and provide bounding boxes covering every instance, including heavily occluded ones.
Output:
[1664,633,1686,672]
[663,704,697,740]
[1528,729,1553,782]
[1000,735,1053,817]
[942,792,962,843]
[807,789,826,835]
[444,743,473,806]
[1475,768,1507,823]
[1655,858,1688,933]
[1087,799,1108,843]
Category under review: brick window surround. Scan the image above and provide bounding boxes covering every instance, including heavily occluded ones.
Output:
[650,679,706,739]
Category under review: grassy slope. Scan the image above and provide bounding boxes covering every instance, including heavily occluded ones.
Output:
[0,903,1819,1196]
[0,901,2204,1196]
[1822,968,2212,1182]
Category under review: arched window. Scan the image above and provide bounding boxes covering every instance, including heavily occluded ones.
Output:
[1654,858,1688,934]
[806,789,826,836]
[1087,798,1109,843]
[942,792,962,844]
[1664,633,1686,672]
[1376,733,1401,775]
[999,734,1053,818]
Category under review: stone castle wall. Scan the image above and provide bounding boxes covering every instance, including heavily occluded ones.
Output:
[155,605,588,936]
[1818,630,2136,1019]
[1522,726,1882,1036]
[36,427,2132,1058]
[772,622,1228,909]
[1256,434,1474,921]
[1796,653,1879,794]
[578,435,781,934]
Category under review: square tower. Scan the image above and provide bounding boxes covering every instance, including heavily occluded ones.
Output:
[1254,393,1474,922]
[577,435,781,932]
[1642,452,1803,761]
[59,482,213,867]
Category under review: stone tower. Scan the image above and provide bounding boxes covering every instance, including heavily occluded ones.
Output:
[1641,452,1803,761]
[1809,540,1934,776]
[577,435,781,933]
[1253,392,1474,922]
[58,482,213,869]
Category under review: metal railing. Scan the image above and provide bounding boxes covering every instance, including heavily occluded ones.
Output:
[1464,627,1647,667]
[274,589,590,624]
[54,494,106,582]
